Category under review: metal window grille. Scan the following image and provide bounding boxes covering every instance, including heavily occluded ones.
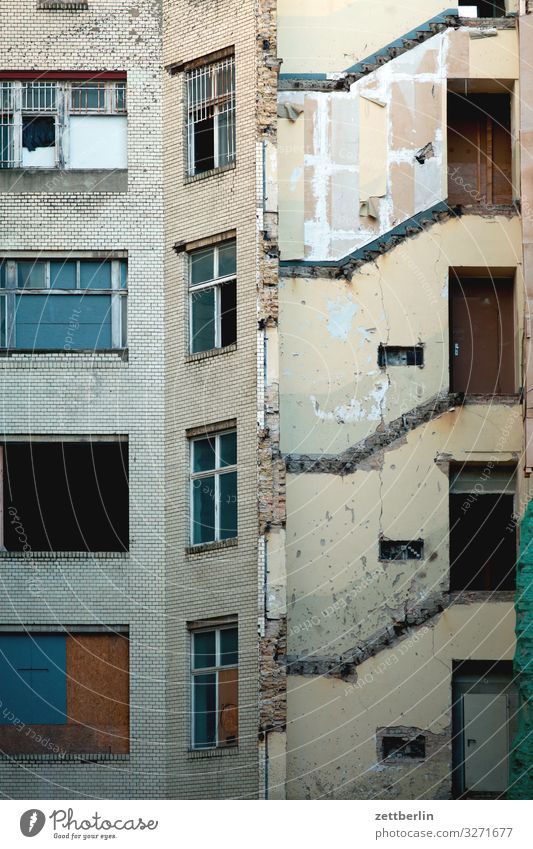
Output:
[21,81,57,112]
[186,56,235,175]
[69,81,126,114]
[0,82,14,168]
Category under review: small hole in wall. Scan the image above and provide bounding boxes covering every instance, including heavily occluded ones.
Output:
[379,539,423,561]
[378,344,424,368]
[381,734,426,761]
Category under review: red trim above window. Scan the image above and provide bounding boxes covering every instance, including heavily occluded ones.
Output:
[0,71,127,81]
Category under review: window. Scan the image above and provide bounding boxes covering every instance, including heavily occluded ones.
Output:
[191,624,238,750]
[378,344,423,368]
[449,272,515,395]
[0,258,127,350]
[458,1,506,16]
[379,539,423,561]
[0,631,129,755]
[189,241,236,353]
[0,79,127,170]
[190,429,237,545]
[1,441,129,552]
[448,90,512,206]
[186,56,235,175]
[449,466,516,591]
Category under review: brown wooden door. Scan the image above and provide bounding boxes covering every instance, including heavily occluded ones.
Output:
[450,276,515,394]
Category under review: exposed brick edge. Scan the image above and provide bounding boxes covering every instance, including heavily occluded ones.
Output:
[285,391,462,475]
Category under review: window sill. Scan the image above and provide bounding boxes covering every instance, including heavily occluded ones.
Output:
[447,590,516,604]
[0,349,128,366]
[460,393,520,405]
[185,343,237,363]
[0,169,127,194]
[38,0,89,8]
[0,550,129,559]
[185,537,238,555]
[185,162,236,184]
[187,746,239,760]
[0,753,129,763]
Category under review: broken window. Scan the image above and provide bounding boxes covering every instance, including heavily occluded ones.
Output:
[381,734,426,761]
[190,429,237,545]
[0,631,129,754]
[449,466,516,591]
[0,440,129,552]
[0,258,127,351]
[458,1,506,16]
[189,241,236,353]
[0,78,127,170]
[449,273,515,395]
[448,90,512,206]
[378,344,423,368]
[379,539,423,561]
[191,624,238,749]
[186,56,235,175]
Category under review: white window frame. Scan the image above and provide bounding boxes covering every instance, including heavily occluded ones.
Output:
[189,429,237,545]
[188,241,236,353]
[186,56,235,176]
[190,623,238,750]
[0,80,126,169]
[0,258,127,350]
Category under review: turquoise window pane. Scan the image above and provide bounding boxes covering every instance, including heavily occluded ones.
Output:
[0,261,6,288]
[193,672,216,748]
[14,294,112,349]
[120,261,128,289]
[17,261,45,289]
[0,296,5,347]
[50,261,76,289]
[220,628,238,667]
[193,630,216,670]
[71,84,105,110]
[218,241,236,278]
[193,437,216,473]
[192,474,215,544]
[79,261,112,289]
[219,431,236,467]
[121,296,127,346]
[191,287,215,353]
[219,471,237,540]
[190,248,214,286]
[0,634,66,725]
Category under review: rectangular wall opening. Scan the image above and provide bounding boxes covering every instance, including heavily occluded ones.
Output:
[458,1,507,16]
[449,465,516,591]
[449,271,515,395]
[1,440,129,552]
[378,344,423,368]
[379,539,423,561]
[452,660,517,798]
[448,90,512,206]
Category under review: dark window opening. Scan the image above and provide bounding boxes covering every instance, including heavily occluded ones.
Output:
[449,490,516,591]
[378,344,423,367]
[449,273,515,395]
[22,116,55,151]
[193,116,215,174]
[220,279,237,347]
[382,734,426,761]
[379,539,423,561]
[459,1,506,16]
[448,91,512,206]
[1,441,129,552]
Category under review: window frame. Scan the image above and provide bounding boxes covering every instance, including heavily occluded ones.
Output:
[0,258,127,351]
[188,240,237,354]
[0,80,127,170]
[189,428,237,545]
[186,56,236,177]
[190,623,238,751]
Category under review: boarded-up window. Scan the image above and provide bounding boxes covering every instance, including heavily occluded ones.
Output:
[450,273,515,394]
[448,92,512,206]
[0,631,129,755]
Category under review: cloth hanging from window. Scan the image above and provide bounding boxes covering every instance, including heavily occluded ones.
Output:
[22,116,55,151]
